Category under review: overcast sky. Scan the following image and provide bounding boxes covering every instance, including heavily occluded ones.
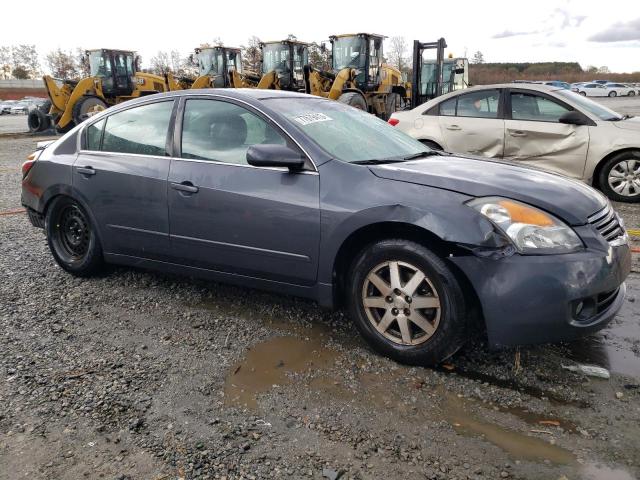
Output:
[1,0,639,73]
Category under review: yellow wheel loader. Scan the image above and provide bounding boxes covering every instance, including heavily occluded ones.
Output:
[166,46,249,90]
[255,40,309,91]
[303,33,406,120]
[30,49,170,134]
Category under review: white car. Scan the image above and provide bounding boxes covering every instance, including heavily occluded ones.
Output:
[389,83,640,202]
[604,83,636,97]
[576,83,609,97]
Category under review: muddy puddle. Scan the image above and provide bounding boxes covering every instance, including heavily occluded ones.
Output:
[565,305,640,380]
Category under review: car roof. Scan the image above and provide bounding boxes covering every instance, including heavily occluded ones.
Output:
[129,88,314,102]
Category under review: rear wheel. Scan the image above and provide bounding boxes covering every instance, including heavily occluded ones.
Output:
[347,239,467,365]
[608,91,617,97]
[629,90,636,96]
[338,92,368,111]
[597,151,640,203]
[27,108,50,133]
[72,95,107,125]
[45,196,104,276]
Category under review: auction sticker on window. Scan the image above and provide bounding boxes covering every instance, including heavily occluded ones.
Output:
[293,113,333,126]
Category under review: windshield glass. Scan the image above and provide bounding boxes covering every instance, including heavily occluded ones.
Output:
[556,89,624,121]
[332,36,367,71]
[265,98,429,162]
[198,49,224,76]
[88,50,109,77]
[262,44,290,74]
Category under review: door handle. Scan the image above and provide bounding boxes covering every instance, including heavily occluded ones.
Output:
[446,124,461,131]
[171,181,199,194]
[509,130,527,137]
[77,166,96,176]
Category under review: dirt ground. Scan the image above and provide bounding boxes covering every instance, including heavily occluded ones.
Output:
[0,134,639,480]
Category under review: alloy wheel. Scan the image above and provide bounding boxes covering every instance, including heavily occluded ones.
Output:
[608,159,640,198]
[361,260,441,346]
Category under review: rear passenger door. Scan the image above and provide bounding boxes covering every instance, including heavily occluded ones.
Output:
[504,89,589,179]
[437,89,505,158]
[167,97,320,285]
[74,100,175,259]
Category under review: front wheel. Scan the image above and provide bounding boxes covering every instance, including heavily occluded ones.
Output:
[579,91,587,96]
[347,239,467,365]
[338,92,368,111]
[45,196,104,276]
[608,91,617,97]
[597,152,640,202]
[629,91,636,96]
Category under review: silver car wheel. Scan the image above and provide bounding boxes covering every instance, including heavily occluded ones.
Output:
[608,159,640,197]
[362,260,441,346]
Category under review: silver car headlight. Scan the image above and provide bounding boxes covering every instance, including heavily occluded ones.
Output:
[467,197,583,254]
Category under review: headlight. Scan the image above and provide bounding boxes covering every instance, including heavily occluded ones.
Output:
[467,197,583,254]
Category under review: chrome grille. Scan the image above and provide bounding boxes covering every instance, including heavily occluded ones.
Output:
[588,204,625,244]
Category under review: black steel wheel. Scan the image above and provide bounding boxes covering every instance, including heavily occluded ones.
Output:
[46,196,104,276]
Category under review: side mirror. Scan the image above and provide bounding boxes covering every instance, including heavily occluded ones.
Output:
[134,55,142,72]
[246,144,305,171]
[559,111,590,126]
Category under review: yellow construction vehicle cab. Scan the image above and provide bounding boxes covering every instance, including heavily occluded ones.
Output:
[304,33,406,119]
[257,39,309,91]
[30,49,170,133]
[192,46,244,88]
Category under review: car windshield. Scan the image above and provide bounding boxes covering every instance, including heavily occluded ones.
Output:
[556,89,624,121]
[332,36,367,71]
[266,97,429,163]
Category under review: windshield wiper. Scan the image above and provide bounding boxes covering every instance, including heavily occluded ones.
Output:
[402,150,443,161]
[351,159,408,165]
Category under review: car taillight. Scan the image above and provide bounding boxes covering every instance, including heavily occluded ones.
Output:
[22,152,37,179]
[388,118,399,126]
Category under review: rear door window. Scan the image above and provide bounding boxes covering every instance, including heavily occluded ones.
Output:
[456,90,500,118]
[101,101,174,156]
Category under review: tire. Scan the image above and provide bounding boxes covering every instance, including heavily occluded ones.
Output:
[382,92,401,120]
[579,91,587,96]
[27,108,50,133]
[346,239,467,365]
[608,91,617,97]
[72,95,107,125]
[597,151,640,203]
[420,140,443,151]
[629,91,636,96]
[45,196,104,276]
[338,92,368,111]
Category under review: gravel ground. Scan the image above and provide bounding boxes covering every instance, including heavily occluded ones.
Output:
[1,136,639,480]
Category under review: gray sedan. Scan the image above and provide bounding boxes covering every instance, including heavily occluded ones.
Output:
[21,89,631,365]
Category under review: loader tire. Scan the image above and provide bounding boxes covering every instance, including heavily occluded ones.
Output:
[72,95,107,125]
[27,108,50,133]
[338,92,368,111]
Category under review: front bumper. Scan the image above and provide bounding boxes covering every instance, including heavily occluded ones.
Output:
[450,243,631,347]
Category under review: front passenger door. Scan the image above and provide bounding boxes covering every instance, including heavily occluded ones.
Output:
[504,90,589,179]
[168,98,320,285]
[438,89,504,158]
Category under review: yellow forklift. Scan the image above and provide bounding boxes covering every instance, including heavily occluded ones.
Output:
[410,38,468,108]
[303,33,406,119]
[30,49,170,133]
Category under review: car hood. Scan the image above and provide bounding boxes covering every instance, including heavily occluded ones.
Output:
[611,116,640,131]
[369,155,607,226]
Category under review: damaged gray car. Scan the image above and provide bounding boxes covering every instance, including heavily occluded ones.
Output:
[21,89,631,365]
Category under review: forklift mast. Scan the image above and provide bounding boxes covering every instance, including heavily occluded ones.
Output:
[411,38,446,109]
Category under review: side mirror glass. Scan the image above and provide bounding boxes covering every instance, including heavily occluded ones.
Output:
[246,144,305,171]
